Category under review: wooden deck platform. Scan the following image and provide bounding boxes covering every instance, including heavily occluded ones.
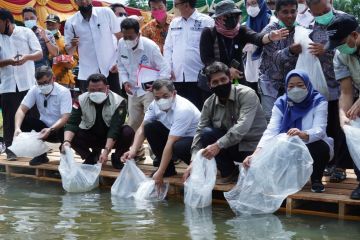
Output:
[1,148,360,221]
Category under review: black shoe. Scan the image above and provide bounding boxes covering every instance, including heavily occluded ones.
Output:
[5,149,17,161]
[311,181,325,193]
[350,186,360,200]
[111,153,124,169]
[153,158,160,167]
[330,168,347,183]
[29,154,49,166]
[324,165,335,176]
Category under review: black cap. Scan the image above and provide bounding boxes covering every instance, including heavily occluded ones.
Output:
[45,14,60,23]
[212,0,242,18]
[325,14,359,50]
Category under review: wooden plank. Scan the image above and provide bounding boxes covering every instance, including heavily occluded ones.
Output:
[339,202,346,220]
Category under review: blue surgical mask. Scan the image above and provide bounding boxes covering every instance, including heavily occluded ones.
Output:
[314,10,334,25]
[288,87,308,103]
[49,29,58,35]
[24,20,37,29]
[337,43,357,55]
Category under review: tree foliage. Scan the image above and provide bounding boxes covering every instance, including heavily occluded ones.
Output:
[334,0,360,20]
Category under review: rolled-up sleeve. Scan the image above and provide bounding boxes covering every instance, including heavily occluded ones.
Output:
[334,51,351,81]
[218,91,260,148]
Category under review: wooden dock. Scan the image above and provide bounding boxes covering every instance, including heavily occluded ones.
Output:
[1,147,360,221]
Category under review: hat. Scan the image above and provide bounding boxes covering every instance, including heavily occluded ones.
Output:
[212,0,242,18]
[325,14,359,50]
[45,14,60,23]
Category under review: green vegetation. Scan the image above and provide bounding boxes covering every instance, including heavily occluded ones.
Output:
[334,0,360,20]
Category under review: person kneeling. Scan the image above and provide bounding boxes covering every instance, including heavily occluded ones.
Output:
[13,66,72,165]
[122,79,200,185]
[243,70,334,193]
[185,62,268,185]
[62,74,134,169]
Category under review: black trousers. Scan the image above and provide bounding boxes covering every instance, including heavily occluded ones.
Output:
[200,127,252,177]
[77,72,121,95]
[173,82,203,110]
[306,140,330,182]
[71,125,134,161]
[1,89,28,147]
[327,100,345,166]
[20,117,64,143]
[144,121,192,174]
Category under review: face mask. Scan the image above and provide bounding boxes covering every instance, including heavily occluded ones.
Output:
[314,10,334,25]
[125,37,139,50]
[79,4,92,14]
[337,43,357,55]
[212,81,232,99]
[24,20,37,29]
[38,84,53,95]
[89,92,107,104]
[49,29,58,35]
[287,87,308,103]
[278,20,297,29]
[247,5,261,18]
[224,15,238,29]
[298,3,307,13]
[156,97,173,111]
[152,9,167,22]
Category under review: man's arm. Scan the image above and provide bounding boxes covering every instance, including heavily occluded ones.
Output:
[339,77,356,127]
[121,122,146,161]
[0,59,16,68]
[14,104,29,137]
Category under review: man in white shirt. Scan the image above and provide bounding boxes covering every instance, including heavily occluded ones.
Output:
[296,0,314,28]
[13,66,72,165]
[0,8,42,160]
[164,0,214,110]
[64,0,122,94]
[118,18,170,132]
[122,79,200,185]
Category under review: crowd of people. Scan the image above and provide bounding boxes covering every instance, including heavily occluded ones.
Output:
[0,0,359,201]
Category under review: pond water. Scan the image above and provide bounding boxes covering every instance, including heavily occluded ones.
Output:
[0,175,359,240]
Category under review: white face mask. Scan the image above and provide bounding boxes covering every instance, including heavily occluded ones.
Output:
[124,37,139,50]
[297,3,307,13]
[156,97,173,111]
[247,5,261,18]
[24,20,37,29]
[38,84,53,95]
[288,87,308,103]
[89,92,107,104]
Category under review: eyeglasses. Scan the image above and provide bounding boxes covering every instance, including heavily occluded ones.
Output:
[174,1,186,7]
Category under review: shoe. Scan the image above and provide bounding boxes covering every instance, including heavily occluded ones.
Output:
[111,153,124,169]
[311,181,325,193]
[5,149,17,161]
[29,154,49,166]
[153,158,160,167]
[324,165,335,176]
[216,168,239,185]
[350,186,360,200]
[330,168,347,183]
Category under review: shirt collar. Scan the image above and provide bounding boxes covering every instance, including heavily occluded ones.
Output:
[183,9,198,21]
[136,36,144,51]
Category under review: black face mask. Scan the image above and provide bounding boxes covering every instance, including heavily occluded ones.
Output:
[224,15,238,30]
[79,4,92,15]
[211,81,232,99]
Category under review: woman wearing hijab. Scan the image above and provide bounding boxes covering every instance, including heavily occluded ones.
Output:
[243,0,272,91]
[243,70,334,193]
[199,0,288,90]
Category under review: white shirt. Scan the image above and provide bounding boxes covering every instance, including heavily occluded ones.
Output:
[164,10,214,82]
[296,9,314,28]
[258,101,334,160]
[64,7,120,80]
[117,36,170,97]
[0,26,41,94]
[144,95,200,137]
[21,83,72,127]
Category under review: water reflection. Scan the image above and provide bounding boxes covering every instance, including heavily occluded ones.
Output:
[184,206,217,240]
[225,214,295,240]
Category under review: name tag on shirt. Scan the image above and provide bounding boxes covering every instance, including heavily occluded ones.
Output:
[171,27,182,31]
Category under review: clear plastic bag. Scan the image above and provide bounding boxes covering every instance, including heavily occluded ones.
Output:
[343,118,360,170]
[184,151,217,208]
[8,131,49,157]
[111,159,147,198]
[294,26,329,99]
[59,146,101,193]
[224,134,313,215]
[184,206,216,240]
[134,180,169,201]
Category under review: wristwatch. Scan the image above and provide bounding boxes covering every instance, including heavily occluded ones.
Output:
[216,140,224,149]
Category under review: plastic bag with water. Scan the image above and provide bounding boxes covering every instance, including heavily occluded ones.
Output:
[343,118,360,170]
[224,134,313,215]
[8,131,49,158]
[111,159,147,198]
[294,26,329,99]
[184,151,217,208]
[59,146,101,193]
[134,180,169,201]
